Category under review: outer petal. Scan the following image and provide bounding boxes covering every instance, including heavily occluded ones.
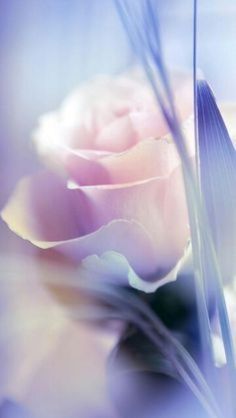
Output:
[162,166,190,259]
[1,167,188,280]
[56,220,160,278]
[65,138,179,186]
[1,172,162,277]
[66,169,188,277]
[78,249,188,293]
[1,171,81,244]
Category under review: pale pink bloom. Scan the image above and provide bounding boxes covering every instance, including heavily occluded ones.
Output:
[1,70,193,292]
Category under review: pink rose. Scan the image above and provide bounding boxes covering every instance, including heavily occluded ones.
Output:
[1,70,192,292]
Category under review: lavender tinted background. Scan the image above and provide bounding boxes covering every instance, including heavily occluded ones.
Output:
[0,2,235,415]
[0,0,235,253]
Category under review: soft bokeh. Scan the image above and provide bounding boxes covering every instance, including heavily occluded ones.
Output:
[0,1,236,417]
[0,256,119,418]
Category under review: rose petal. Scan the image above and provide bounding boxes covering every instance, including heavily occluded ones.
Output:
[2,168,188,279]
[130,108,168,140]
[56,220,160,278]
[33,70,193,174]
[65,138,179,186]
[1,173,160,276]
[79,250,179,293]
[163,166,189,258]
[1,171,81,244]
[96,115,138,152]
[66,171,188,276]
